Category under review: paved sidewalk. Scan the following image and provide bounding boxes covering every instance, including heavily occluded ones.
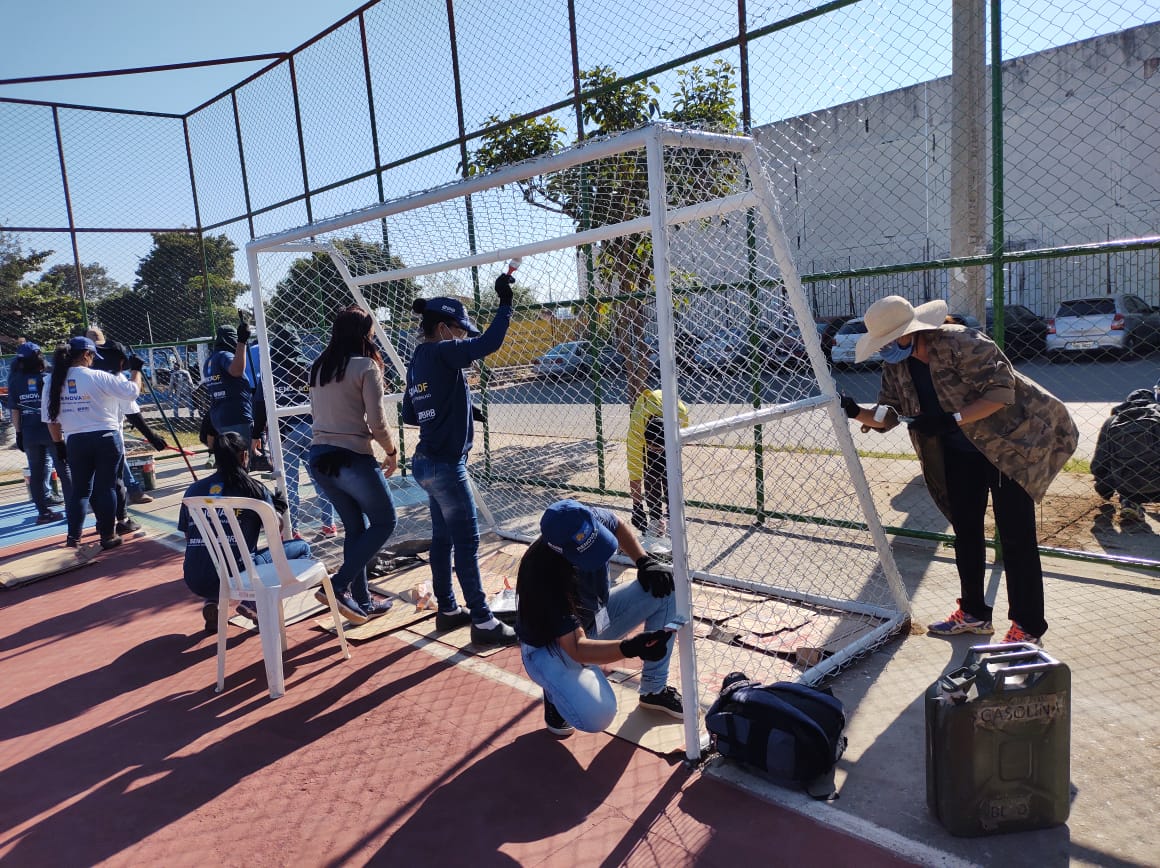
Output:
[2,461,1156,866]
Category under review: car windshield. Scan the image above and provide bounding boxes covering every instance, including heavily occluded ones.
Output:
[545,342,582,356]
[1057,299,1114,317]
[836,321,867,336]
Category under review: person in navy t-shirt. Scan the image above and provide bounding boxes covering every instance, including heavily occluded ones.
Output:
[6,342,71,523]
[202,320,255,449]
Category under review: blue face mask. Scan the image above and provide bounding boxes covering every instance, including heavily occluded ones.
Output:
[879,339,914,364]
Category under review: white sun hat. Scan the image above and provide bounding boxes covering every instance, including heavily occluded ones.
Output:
[855,295,949,363]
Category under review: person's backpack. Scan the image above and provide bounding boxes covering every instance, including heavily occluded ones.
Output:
[705,673,847,787]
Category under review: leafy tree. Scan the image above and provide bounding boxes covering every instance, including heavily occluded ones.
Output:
[109,231,247,343]
[470,60,740,394]
[39,262,128,303]
[0,232,82,349]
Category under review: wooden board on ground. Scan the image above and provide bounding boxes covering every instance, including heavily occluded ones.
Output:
[604,678,685,755]
[0,544,99,589]
[315,593,436,641]
[719,599,815,637]
[403,620,509,658]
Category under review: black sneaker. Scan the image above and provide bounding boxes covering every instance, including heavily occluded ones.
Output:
[202,601,219,635]
[639,686,683,719]
[470,621,518,646]
[544,697,574,737]
[35,511,63,525]
[116,518,141,535]
[99,535,123,551]
[435,606,472,631]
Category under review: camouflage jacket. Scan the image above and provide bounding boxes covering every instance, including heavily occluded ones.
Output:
[877,325,1078,519]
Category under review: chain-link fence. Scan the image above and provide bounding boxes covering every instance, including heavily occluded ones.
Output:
[2,0,1158,575]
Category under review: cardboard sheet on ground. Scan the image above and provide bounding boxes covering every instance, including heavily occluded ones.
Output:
[315,593,435,641]
[0,544,99,589]
[403,620,508,658]
[604,678,686,755]
[690,582,765,624]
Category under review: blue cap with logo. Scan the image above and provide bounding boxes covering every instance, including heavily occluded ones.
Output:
[68,336,103,359]
[423,296,480,337]
[540,499,618,571]
[15,342,41,358]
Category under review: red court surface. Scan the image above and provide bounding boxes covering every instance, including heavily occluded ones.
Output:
[0,536,913,866]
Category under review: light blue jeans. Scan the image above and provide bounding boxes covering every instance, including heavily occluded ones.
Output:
[282,417,333,532]
[308,446,397,607]
[520,579,676,732]
[410,452,491,624]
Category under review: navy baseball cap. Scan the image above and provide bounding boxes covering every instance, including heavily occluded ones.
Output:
[424,296,480,337]
[540,500,618,571]
[68,336,103,359]
[15,342,40,358]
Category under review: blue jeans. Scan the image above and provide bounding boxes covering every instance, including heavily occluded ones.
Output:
[187,539,312,601]
[282,418,333,532]
[521,578,676,731]
[23,432,71,515]
[411,453,491,624]
[308,446,397,605]
[66,430,123,540]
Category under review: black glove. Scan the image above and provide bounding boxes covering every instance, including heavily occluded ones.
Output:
[237,313,253,345]
[55,440,68,462]
[907,411,959,437]
[631,502,648,533]
[127,354,146,372]
[145,431,168,451]
[620,630,672,662]
[471,402,486,423]
[636,555,674,598]
[311,450,350,477]
[839,394,861,419]
[14,431,24,452]
[494,272,515,306]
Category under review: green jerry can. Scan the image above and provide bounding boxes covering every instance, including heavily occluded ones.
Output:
[925,642,1071,836]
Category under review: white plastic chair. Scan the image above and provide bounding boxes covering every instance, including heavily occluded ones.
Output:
[183,495,351,699]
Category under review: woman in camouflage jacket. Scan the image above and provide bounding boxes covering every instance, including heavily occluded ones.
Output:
[841,296,1078,645]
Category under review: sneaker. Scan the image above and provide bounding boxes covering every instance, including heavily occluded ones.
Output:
[926,599,994,636]
[319,524,338,538]
[639,686,683,719]
[544,697,574,737]
[435,606,473,631]
[47,495,65,506]
[1002,622,1043,647]
[202,601,219,635]
[360,596,394,618]
[470,621,518,646]
[333,591,370,626]
[129,491,154,505]
[235,601,259,626]
[35,511,63,525]
[116,518,141,535]
[1121,503,1147,523]
[99,535,123,551]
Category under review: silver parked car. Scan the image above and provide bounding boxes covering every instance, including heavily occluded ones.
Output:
[830,318,881,367]
[533,340,624,379]
[1047,294,1160,360]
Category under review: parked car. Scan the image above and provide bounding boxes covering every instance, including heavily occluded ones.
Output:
[815,316,853,362]
[1047,294,1160,361]
[533,340,623,379]
[692,324,806,372]
[830,318,880,367]
[985,303,1048,359]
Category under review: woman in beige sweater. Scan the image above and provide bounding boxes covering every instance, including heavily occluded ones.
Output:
[308,306,399,625]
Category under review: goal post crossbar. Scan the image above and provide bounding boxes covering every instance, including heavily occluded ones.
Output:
[245,123,751,254]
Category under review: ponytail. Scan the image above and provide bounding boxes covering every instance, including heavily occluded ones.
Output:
[212,432,269,502]
[46,344,80,422]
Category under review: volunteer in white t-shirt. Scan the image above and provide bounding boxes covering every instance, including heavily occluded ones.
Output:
[42,336,142,550]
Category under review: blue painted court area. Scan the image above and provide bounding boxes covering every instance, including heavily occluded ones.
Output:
[0,496,94,550]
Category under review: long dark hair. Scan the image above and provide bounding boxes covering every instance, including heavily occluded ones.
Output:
[12,349,45,376]
[46,344,84,422]
[516,538,580,648]
[212,431,270,502]
[310,306,382,388]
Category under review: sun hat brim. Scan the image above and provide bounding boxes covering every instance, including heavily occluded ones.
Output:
[855,298,947,363]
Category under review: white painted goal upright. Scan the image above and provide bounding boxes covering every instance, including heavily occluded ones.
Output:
[246,123,909,759]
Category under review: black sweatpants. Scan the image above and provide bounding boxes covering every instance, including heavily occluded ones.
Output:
[944,449,1047,637]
